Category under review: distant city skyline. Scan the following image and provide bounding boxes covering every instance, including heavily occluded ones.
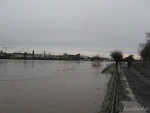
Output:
[1,0,150,58]
[0,46,111,57]
[0,45,139,59]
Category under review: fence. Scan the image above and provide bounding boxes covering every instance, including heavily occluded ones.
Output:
[132,58,150,76]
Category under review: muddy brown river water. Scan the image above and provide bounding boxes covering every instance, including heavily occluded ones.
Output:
[0,60,111,113]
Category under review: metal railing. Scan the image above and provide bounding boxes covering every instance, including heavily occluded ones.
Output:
[100,66,119,113]
[132,58,150,76]
[110,69,117,113]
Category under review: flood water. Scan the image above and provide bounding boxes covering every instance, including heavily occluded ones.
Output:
[0,59,111,113]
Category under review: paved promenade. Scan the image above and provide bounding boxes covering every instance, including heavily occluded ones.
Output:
[121,64,150,113]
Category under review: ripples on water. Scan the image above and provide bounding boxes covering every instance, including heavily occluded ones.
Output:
[0,59,111,113]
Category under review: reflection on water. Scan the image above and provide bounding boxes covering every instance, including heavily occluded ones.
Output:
[0,59,111,113]
[32,60,34,67]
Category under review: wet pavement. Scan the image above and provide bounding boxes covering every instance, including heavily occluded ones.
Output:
[121,64,150,113]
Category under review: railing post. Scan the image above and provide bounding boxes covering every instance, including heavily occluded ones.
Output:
[146,58,148,76]
[146,57,149,76]
[138,60,140,71]
[118,63,120,74]
[148,57,150,76]
[136,61,138,70]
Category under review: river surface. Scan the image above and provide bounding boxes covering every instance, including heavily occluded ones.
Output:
[0,59,112,113]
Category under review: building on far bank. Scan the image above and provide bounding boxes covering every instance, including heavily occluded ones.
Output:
[62,53,80,61]
[51,55,61,60]
[0,51,5,57]
[13,53,24,58]
[0,51,81,61]
[81,55,91,61]
[0,50,3,53]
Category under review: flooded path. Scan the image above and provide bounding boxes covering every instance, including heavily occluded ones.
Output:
[0,60,111,113]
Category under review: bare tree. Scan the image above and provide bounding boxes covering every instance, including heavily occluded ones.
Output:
[91,55,101,67]
[110,50,123,67]
[138,31,150,59]
[145,31,150,42]
[123,54,134,62]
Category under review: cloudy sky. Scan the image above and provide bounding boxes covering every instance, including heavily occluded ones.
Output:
[0,0,150,57]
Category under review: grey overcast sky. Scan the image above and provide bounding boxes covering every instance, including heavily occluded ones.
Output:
[0,0,150,57]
